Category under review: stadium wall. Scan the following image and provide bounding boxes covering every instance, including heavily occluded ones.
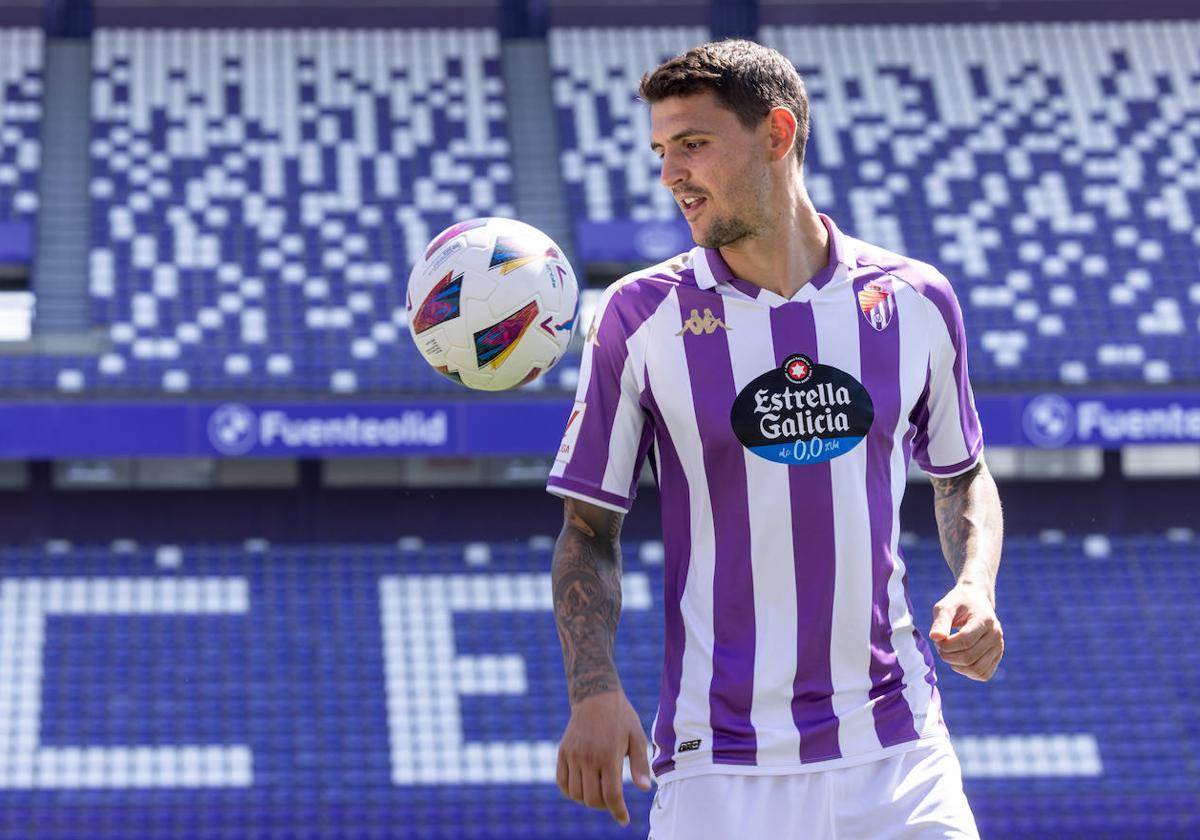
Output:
[546,0,708,26]
[0,0,41,27]
[92,0,500,28]
[759,0,1200,24]
[0,473,1195,544]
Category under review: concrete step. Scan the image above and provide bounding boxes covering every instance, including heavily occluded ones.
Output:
[32,38,94,336]
[501,38,575,266]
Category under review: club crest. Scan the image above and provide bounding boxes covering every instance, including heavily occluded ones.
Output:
[857,279,895,331]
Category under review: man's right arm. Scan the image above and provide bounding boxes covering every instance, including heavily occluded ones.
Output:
[552,496,651,826]
[552,496,625,703]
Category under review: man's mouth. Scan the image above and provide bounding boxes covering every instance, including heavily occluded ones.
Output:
[679,195,706,218]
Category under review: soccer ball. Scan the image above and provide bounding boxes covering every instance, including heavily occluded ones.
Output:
[406,217,580,391]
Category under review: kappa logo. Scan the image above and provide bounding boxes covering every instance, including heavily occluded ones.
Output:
[676,308,730,337]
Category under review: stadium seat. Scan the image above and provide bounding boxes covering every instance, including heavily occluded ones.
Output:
[2,20,1199,395]
[552,22,1200,387]
[0,29,43,226]
[81,29,515,394]
[0,534,1195,839]
[549,27,710,225]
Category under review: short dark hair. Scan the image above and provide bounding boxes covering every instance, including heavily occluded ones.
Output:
[639,39,810,169]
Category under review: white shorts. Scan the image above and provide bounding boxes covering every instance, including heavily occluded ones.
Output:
[648,738,979,840]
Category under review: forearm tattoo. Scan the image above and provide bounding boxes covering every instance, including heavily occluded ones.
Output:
[552,499,625,705]
[930,461,1003,596]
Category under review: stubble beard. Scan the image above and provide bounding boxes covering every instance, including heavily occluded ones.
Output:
[693,164,769,250]
[696,213,756,250]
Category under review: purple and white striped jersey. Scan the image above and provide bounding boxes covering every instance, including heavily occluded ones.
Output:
[547,214,984,782]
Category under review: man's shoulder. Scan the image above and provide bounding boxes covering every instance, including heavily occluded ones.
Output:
[587,252,693,343]
[613,252,696,290]
[847,235,958,311]
[601,252,695,311]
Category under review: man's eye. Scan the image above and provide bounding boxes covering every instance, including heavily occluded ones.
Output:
[686,141,704,150]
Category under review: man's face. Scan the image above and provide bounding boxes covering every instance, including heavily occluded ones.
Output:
[649,90,770,249]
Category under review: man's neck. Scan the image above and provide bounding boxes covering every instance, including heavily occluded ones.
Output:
[717,196,829,299]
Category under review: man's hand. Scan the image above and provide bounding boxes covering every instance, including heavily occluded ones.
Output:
[556,690,653,826]
[929,582,1004,681]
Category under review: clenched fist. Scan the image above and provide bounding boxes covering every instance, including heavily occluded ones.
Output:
[929,582,1004,681]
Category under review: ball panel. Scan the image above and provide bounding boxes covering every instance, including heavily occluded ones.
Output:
[474,299,540,370]
[410,269,463,334]
[423,217,489,261]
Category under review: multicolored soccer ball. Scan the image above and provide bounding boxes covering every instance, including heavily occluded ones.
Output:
[406,218,580,391]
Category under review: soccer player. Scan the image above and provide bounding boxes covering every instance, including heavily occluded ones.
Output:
[547,39,1003,839]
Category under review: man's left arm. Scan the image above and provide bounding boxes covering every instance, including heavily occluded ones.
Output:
[928,456,1004,681]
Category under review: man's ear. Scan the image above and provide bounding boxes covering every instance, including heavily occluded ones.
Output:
[765,106,798,162]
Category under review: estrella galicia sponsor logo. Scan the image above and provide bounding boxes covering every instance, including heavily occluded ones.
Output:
[730,355,874,465]
[1022,393,1075,448]
[208,403,258,455]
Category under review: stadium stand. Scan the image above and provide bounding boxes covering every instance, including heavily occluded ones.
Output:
[0,534,1194,839]
[550,27,710,223]
[553,21,1200,387]
[0,28,43,231]
[0,19,1196,394]
[80,28,513,395]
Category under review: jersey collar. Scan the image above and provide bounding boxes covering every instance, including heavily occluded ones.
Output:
[690,213,856,295]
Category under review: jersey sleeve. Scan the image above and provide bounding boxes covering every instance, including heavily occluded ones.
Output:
[546,283,654,513]
[911,272,985,477]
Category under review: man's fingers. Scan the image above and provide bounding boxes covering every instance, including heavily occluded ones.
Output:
[601,764,630,826]
[582,766,606,810]
[979,643,1005,680]
[952,641,1004,681]
[556,749,569,798]
[935,616,992,654]
[628,730,653,791]
[568,764,585,804]
[958,637,998,672]
[937,634,992,668]
[928,600,962,641]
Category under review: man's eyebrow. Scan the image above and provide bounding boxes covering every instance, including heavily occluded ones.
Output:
[648,128,710,151]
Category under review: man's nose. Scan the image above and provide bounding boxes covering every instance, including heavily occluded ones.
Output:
[659,151,686,188]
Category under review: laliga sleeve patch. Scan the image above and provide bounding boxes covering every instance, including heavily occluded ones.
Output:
[556,401,586,464]
[730,354,874,465]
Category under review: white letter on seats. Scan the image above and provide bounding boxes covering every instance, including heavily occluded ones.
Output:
[379,572,652,784]
[0,578,253,789]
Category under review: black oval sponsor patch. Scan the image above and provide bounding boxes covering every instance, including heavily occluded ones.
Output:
[730,354,874,465]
